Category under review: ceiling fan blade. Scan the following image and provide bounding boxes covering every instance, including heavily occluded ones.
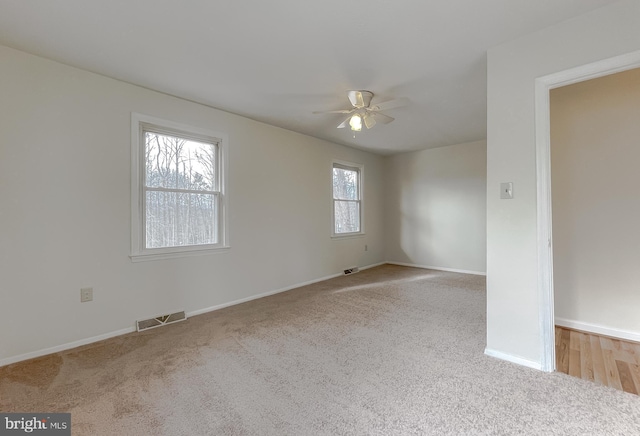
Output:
[370,97,409,112]
[363,113,376,129]
[312,109,354,114]
[337,115,352,129]
[370,112,394,124]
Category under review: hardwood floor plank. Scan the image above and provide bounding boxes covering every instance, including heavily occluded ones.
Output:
[602,349,623,391]
[606,339,639,365]
[555,326,638,395]
[590,334,607,386]
[613,350,638,365]
[619,340,640,365]
[580,333,594,382]
[610,338,623,352]
[600,336,615,351]
[557,328,570,374]
[570,330,582,351]
[569,348,581,378]
[616,360,638,395]
[629,363,640,394]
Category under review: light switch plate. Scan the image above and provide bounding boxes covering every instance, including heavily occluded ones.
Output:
[500,182,513,199]
[80,287,93,302]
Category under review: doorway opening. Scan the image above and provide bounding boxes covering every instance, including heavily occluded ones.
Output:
[534,50,640,373]
[549,68,640,394]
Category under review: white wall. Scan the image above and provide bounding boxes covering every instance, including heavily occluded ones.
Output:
[486,0,640,366]
[0,45,385,364]
[551,68,640,338]
[384,141,486,274]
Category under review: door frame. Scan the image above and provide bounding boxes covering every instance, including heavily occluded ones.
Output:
[534,50,640,372]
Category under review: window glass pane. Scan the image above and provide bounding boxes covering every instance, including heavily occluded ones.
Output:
[333,167,359,200]
[334,200,360,233]
[145,131,217,191]
[146,191,217,248]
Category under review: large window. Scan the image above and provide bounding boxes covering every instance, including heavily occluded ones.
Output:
[131,114,228,261]
[332,161,363,236]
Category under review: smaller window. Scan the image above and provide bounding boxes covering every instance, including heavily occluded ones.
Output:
[332,161,363,236]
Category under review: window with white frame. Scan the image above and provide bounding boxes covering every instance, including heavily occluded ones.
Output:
[131,114,228,261]
[332,161,363,236]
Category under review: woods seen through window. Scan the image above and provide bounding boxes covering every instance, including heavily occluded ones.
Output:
[332,162,362,235]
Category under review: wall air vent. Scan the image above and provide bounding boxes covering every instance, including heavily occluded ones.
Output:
[343,267,360,275]
[136,310,187,332]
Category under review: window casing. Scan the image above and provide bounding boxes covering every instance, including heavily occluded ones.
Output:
[332,161,363,236]
[131,113,228,261]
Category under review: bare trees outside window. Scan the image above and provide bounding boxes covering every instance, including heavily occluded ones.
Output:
[333,162,362,235]
[143,129,219,249]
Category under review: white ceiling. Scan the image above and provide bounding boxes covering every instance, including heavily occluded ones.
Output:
[0,0,617,154]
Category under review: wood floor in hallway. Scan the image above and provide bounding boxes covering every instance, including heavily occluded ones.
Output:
[555,326,640,395]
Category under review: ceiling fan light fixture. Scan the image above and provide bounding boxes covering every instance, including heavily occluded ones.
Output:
[349,114,362,131]
[313,90,407,132]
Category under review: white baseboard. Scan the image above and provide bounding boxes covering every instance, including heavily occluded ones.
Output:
[188,272,344,317]
[1,261,388,367]
[555,317,640,343]
[0,326,136,368]
[189,261,387,318]
[360,261,386,271]
[386,261,486,276]
[484,348,542,371]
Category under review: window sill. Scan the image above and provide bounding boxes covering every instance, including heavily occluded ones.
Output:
[331,232,366,240]
[130,245,230,262]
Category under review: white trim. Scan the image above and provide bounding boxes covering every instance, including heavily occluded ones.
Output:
[359,261,386,271]
[0,327,136,368]
[0,261,386,367]
[484,348,542,371]
[130,245,230,263]
[386,261,486,276]
[543,50,640,90]
[534,50,640,373]
[187,261,387,317]
[130,112,230,261]
[188,272,342,317]
[555,318,640,343]
[331,159,364,237]
[534,76,556,373]
[330,232,366,240]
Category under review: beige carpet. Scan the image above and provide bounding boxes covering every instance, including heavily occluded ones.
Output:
[1,265,639,435]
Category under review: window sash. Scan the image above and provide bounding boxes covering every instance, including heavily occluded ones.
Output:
[332,165,360,201]
[333,199,361,234]
[142,128,219,192]
[144,190,219,249]
[142,124,221,147]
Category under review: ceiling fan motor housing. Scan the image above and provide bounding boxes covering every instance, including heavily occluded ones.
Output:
[349,90,374,108]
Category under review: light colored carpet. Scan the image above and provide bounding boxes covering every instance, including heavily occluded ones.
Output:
[1,265,639,435]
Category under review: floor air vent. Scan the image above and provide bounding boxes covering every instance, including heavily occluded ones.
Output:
[344,267,360,275]
[136,310,187,332]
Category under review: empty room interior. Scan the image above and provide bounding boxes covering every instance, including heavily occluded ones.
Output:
[1,1,640,434]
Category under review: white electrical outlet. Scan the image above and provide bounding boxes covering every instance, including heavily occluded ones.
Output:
[80,287,93,302]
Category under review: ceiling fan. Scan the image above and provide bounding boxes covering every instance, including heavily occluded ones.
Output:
[313,90,408,131]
